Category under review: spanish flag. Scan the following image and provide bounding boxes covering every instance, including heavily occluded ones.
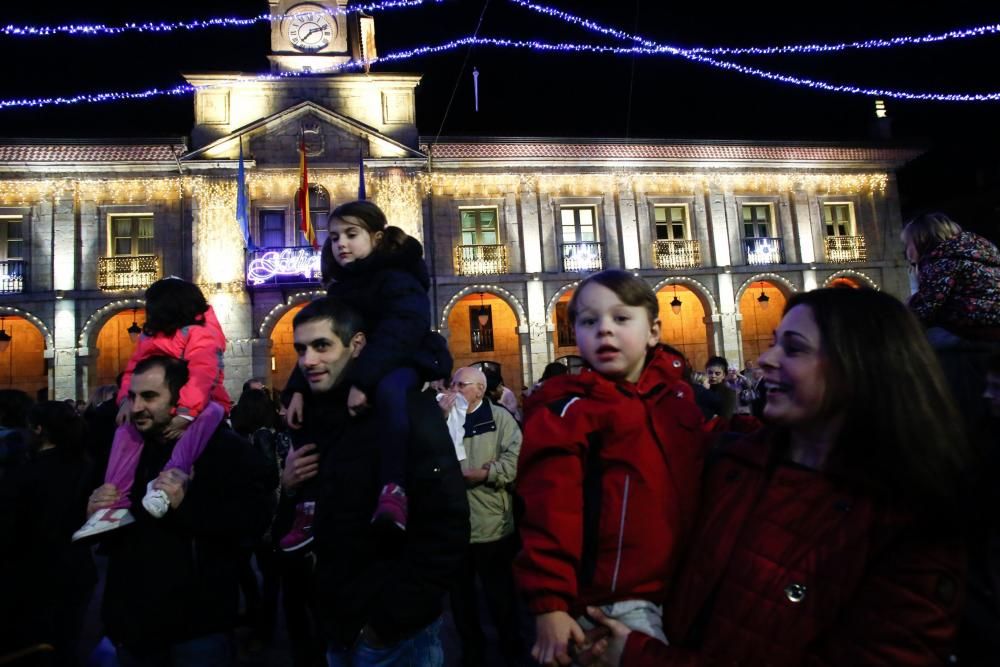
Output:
[298,136,317,248]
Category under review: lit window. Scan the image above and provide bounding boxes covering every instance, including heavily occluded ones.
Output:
[654,206,687,240]
[470,305,494,353]
[556,300,576,347]
[823,204,853,237]
[560,207,597,243]
[259,210,286,248]
[741,205,772,238]
[294,185,331,247]
[460,208,499,246]
[110,216,154,256]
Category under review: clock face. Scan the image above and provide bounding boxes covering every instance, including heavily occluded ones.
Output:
[286,5,337,52]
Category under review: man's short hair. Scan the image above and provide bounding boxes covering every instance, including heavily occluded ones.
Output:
[133,356,190,405]
[292,296,366,346]
[705,356,729,371]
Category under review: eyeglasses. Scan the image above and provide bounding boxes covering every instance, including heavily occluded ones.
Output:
[451,381,479,389]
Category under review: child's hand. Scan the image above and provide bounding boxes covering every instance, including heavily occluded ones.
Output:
[286,392,304,430]
[347,386,368,416]
[163,416,192,441]
[532,610,585,666]
[115,399,131,426]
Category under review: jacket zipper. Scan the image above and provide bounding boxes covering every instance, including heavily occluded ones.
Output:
[611,473,631,593]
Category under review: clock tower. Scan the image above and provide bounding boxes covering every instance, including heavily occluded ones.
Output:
[268,0,376,73]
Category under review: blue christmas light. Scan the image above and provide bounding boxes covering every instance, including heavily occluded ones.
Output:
[507,0,1000,56]
[0,0,436,38]
[2,32,1000,110]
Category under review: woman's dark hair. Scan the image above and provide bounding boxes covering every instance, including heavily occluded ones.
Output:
[28,400,88,461]
[230,388,277,436]
[540,362,568,381]
[567,270,658,325]
[0,389,32,428]
[142,278,209,337]
[782,288,969,513]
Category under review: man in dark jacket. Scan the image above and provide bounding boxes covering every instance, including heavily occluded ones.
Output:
[86,355,273,666]
[281,296,469,666]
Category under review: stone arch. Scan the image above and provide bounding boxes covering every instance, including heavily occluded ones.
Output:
[823,269,880,290]
[439,284,526,332]
[650,276,719,318]
[0,306,53,350]
[545,281,582,323]
[258,289,325,340]
[734,273,798,303]
[78,298,145,350]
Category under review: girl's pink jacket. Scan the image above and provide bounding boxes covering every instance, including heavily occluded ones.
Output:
[116,306,231,417]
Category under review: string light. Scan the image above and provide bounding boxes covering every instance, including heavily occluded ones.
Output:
[0,0,436,38]
[2,31,998,110]
[507,0,1000,102]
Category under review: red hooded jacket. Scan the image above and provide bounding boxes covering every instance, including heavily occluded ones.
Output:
[116,306,231,418]
[514,346,707,615]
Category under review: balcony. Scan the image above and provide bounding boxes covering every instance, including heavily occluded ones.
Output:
[653,240,702,269]
[824,235,867,263]
[743,237,784,266]
[98,255,160,291]
[246,246,321,287]
[0,259,24,293]
[454,244,509,276]
[561,242,604,272]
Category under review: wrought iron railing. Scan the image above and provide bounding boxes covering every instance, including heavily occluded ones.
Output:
[98,255,159,291]
[742,237,784,266]
[454,245,509,276]
[652,240,702,269]
[0,259,24,293]
[561,242,604,272]
[824,235,867,263]
[246,246,322,286]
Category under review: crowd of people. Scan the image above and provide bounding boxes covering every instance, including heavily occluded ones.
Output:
[1,205,998,667]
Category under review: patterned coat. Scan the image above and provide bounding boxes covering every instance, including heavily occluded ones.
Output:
[910,231,1000,338]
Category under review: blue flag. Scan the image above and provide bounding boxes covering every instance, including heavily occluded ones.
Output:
[236,141,253,249]
[358,146,366,200]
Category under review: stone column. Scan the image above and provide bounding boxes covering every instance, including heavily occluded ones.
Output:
[790,188,818,265]
[525,278,550,382]
[617,177,641,270]
[503,191,523,275]
[519,178,545,274]
[706,187,734,268]
[715,273,742,363]
[601,193,621,269]
[51,299,77,400]
[537,191,558,273]
[79,200,100,291]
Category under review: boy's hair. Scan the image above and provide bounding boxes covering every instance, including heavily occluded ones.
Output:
[901,212,963,257]
[292,296,365,346]
[28,401,88,461]
[567,270,658,325]
[143,278,209,337]
[705,356,729,371]
[133,356,190,405]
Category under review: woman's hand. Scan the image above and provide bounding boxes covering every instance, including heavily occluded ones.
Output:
[532,610,585,666]
[286,392,305,430]
[86,484,120,517]
[163,415,192,441]
[115,399,131,426]
[576,606,633,667]
[347,386,368,417]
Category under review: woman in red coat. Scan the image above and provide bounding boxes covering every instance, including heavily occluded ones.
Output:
[585,287,970,667]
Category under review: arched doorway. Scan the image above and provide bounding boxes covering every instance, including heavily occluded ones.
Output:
[657,284,710,371]
[0,315,47,397]
[828,277,862,289]
[269,304,306,392]
[446,292,524,399]
[739,281,787,366]
[551,290,578,358]
[93,308,146,390]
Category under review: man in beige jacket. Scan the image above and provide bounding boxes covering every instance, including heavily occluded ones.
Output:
[443,366,525,666]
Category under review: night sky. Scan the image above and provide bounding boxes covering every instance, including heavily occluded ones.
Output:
[1,0,998,230]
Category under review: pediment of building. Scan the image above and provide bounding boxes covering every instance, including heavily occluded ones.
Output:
[182,100,424,166]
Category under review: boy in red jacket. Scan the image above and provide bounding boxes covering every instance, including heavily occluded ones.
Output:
[515,270,706,665]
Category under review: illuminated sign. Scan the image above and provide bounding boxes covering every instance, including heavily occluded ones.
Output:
[247,247,321,285]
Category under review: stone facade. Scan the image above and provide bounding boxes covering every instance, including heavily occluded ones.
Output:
[0,1,917,400]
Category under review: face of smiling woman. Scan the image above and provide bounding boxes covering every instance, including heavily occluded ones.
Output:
[758,304,836,432]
